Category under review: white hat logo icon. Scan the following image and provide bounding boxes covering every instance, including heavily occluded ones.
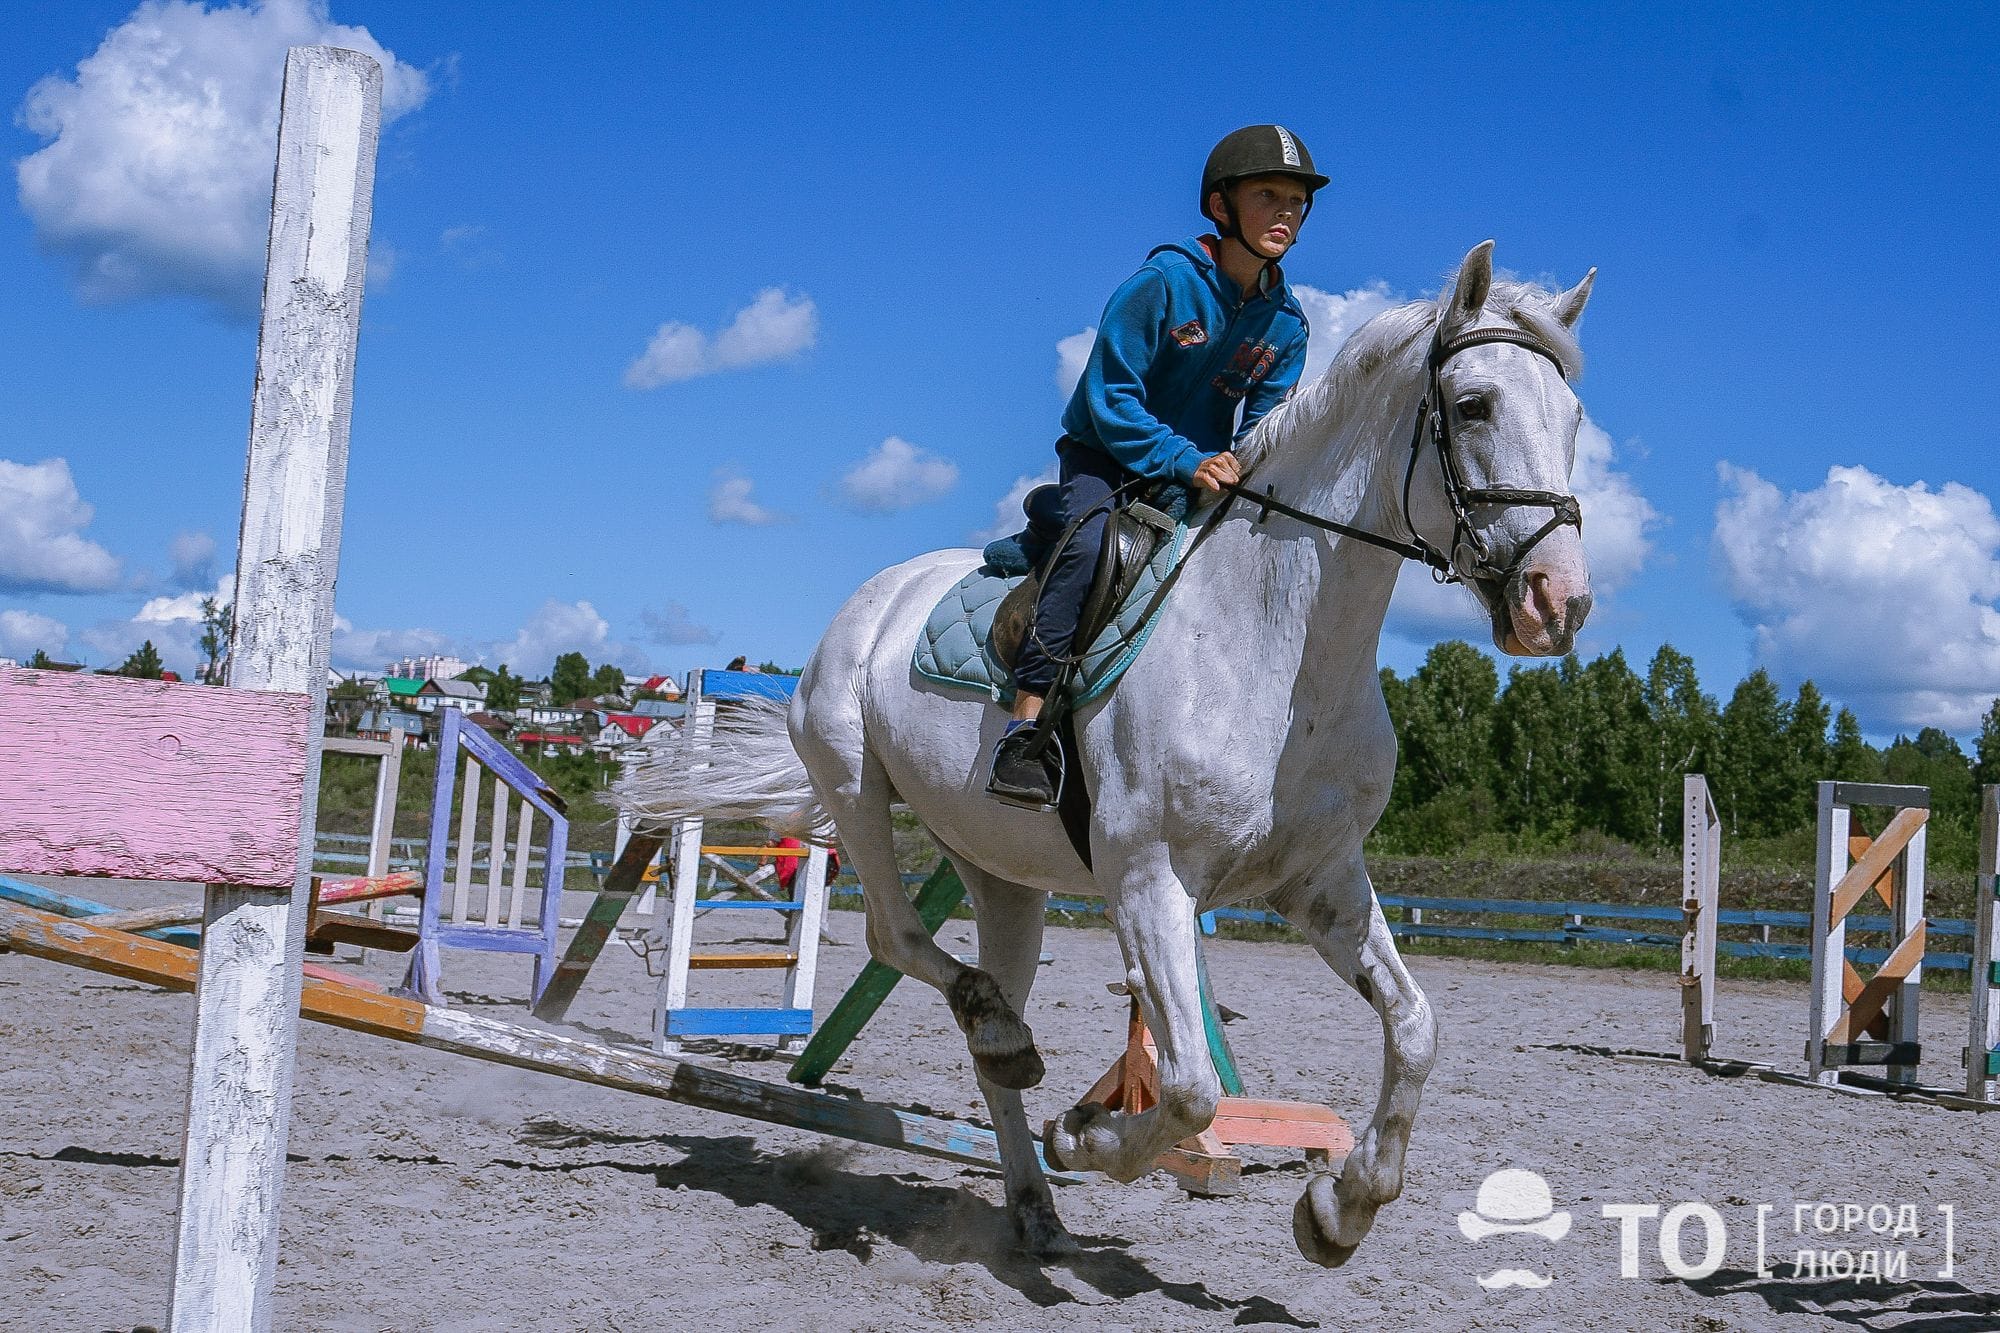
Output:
[1458,1168,1571,1242]
[1459,1169,1569,1289]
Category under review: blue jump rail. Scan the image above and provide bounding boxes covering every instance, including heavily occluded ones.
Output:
[819,881,1978,973]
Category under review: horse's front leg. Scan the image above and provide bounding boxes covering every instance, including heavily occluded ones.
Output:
[1273,856,1439,1267]
[1046,851,1219,1183]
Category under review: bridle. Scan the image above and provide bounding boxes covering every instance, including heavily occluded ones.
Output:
[1229,322,1583,588]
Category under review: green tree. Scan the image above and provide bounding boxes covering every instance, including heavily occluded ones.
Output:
[1396,640,1500,809]
[1974,698,2000,790]
[1828,707,1880,783]
[487,664,523,712]
[1713,669,1791,836]
[198,598,232,684]
[1883,728,1975,822]
[116,640,166,680]
[1573,648,1652,843]
[1778,680,1832,828]
[550,651,592,704]
[591,663,627,695]
[27,649,55,669]
[326,678,370,734]
[1642,644,1717,845]
[1492,662,1578,835]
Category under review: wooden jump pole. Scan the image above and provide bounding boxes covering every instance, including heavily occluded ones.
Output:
[0,899,1079,1183]
[171,46,380,1329]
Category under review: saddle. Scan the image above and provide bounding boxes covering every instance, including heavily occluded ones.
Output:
[989,492,1179,675]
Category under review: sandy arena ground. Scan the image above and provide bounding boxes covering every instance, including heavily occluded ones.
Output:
[2,878,1995,1331]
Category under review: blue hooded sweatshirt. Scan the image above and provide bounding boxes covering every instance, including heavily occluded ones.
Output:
[1060,235,1310,486]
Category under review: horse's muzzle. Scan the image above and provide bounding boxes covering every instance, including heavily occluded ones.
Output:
[1494,564,1592,657]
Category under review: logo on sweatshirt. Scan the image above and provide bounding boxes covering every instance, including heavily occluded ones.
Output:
[1170,319,1207,348]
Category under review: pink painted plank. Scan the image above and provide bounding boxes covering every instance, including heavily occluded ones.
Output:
[0,666,310,887]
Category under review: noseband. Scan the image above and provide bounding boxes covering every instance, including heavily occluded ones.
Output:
[1227,322,1583,588]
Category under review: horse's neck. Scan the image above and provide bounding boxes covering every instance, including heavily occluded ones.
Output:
[1177,360,1424,711]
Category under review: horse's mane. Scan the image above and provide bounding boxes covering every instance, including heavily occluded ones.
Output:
[1238,278,1583,478]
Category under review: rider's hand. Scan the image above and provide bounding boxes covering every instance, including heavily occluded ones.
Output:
[1192,451,1241,493]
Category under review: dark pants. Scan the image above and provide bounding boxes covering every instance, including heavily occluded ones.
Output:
[1013,438,1134,696]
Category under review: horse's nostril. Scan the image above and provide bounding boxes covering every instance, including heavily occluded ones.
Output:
[1565,592,1593,631]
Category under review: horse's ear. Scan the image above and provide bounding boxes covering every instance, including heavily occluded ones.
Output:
[1552,267,1597,328]
[1441,240,1495,337]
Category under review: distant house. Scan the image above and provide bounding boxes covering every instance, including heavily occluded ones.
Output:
[638,674,682,699]
[590,712,656,753]
[630,698,685,721]
[519,703,587,730]
[462,711,511,737]
[356,708,425,746]
[159,671,182,683]
[413,678,486,714]
[382,676,425,707]
[516,731,586,757]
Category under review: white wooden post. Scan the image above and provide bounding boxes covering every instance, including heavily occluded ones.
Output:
[779,842,831,1054]
[658,684,713,1053]
[1680,774,1719,1064]
[171,45,380,1331]
[1971,786,1999,1101]
[1889,818,1926,1088]
[1805,782,1847,1086]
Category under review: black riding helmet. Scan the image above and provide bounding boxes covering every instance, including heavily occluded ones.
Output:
[1200,125,1329,261]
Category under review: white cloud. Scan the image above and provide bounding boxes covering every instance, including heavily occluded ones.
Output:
[708,470,786,526]
[1293,281,1399,390]
[1056,328,1094,397]
[329,618,459,672]
[0,609,69,660]
[1387,414,1657,641]
[0,457,122,592]
[488,599,645,678]
[837,436,959,514]
[624,288,817,388]
[639,602,719,646]
[1714,463,2000,732]
[169,530,217,589]
[1571,418,1659,590]
[973,465,1059,543]
[16,0,429,314]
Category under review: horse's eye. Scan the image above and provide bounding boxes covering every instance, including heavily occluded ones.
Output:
[1456,395,1490,422]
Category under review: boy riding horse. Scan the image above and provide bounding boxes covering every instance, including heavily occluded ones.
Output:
[988,124,1326,807]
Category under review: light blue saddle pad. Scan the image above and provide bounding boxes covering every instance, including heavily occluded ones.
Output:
[912,513,1193,707]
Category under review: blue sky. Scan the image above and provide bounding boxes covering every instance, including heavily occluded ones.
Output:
[3,2,1997,736]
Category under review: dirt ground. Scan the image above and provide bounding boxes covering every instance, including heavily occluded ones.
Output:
[2,879,1995,1331]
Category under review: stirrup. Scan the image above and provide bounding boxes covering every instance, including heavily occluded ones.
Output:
[985,728,1065,813]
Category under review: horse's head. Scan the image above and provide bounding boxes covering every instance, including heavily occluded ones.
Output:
[1403,241,1596,656]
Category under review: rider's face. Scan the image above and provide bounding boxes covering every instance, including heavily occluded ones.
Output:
[1219,176,1310,259]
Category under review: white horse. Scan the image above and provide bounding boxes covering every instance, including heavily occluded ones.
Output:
[625,241,1597,1265]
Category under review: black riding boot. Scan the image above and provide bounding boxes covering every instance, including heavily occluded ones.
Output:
[986,723,1058,809]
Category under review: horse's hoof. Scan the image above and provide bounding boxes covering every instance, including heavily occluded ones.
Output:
[1292,1176,1365,1268]
[1040,1117,1070,1172]
[1012,1191,1078,1259]
[950,969,1044,1090]
[971,1026,1045,1090]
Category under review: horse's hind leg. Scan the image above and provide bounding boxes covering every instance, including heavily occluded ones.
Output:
[794,715,1043,1089]
[1273,858,1438,1268]
[943,853,1075,1257]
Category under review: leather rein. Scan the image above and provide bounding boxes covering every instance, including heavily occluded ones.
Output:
[1226,323,1583,587]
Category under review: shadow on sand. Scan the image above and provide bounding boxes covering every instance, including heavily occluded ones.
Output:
[1684,1266,2000,1331]
[505,1116,1319,1326]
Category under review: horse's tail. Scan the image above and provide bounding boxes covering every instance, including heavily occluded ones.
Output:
[613,694,832,839]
